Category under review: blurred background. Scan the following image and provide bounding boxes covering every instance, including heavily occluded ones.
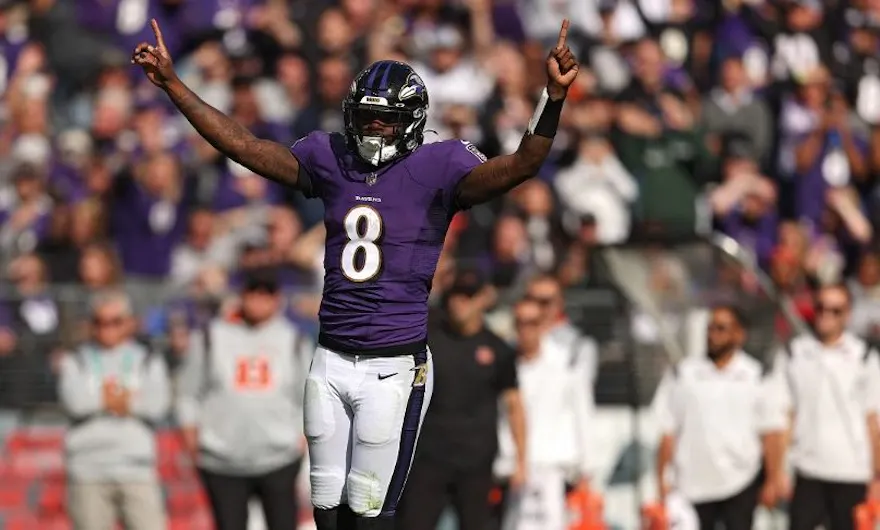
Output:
[1,0,880,528]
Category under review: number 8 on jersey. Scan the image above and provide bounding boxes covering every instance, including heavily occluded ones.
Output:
[341,205,383,282]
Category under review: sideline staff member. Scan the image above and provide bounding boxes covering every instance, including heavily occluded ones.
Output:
[653,305,783,530]
[397,270,527,530]
[767,284,880,530]
[176,270,312,530]
[59,290,170,530]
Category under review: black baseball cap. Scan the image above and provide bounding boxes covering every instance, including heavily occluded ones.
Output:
[722,133,757,162]
[241,269,280,294]
[446,269,486,298]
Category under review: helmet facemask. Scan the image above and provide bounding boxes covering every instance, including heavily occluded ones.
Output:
[344,102,425,166]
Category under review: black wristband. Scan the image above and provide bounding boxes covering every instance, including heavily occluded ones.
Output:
[532,93,565,138]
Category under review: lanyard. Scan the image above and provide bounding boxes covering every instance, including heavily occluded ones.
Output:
[86,345,138,389]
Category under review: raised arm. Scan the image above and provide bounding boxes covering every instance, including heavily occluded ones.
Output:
[455,20,579,208]
[132,19,301,189]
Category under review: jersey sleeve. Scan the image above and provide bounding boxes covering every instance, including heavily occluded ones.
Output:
[443,139,487,210]
[289,132,325,199]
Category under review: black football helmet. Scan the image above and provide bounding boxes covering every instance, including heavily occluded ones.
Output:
[343,60,429,166]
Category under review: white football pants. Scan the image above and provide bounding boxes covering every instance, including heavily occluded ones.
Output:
[304,346,433,517]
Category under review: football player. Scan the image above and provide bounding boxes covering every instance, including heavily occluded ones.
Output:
[133,18,578,530]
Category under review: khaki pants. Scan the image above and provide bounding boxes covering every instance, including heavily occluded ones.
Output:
[68,478,166,530]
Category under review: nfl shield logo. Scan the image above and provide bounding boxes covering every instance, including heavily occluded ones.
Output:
[366,173,377,186]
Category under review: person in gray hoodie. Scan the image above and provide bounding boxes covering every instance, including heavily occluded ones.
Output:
[58,289,171,530]
[176,269,311,530]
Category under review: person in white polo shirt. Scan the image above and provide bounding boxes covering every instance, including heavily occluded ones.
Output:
[767,283,880,530]
[654,305,785,530]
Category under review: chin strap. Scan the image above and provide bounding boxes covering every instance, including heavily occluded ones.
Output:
[358,136,399,166]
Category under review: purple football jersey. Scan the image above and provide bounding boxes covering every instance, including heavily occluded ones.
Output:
[290,132,485,354]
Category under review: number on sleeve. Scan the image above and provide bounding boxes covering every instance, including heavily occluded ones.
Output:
[341,205,383,282]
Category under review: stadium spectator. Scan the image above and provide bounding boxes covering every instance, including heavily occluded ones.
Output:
[169,206,238,291]
[713,135,779,269]
[398,269,526,530]
[291,54,352,138]
[488,214,536,289]
[175,269,311,530]
[58,289,171,530]
[653,305,784,530]
[497,297,592,530]
[767,283,880,530]
[235,206,309,290]
[37,198,108,284]
[850,250,880,342]
[0,140,53,265]
[6,253,61,354]
[111,151,192,279]
[554,126,637,245]
[412,0,496,140]
[701,54,774,163]
[508,180,565,272]
[615,38,715,235]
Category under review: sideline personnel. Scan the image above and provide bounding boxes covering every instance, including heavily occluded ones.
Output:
[59,290,170,530]
[767,283,880,530]
[397,270,527,530]
[653,305,784,530]
[176,270,312,530]
[500,297,592,530]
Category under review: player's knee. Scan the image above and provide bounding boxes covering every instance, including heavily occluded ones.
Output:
[304,378,335,442]
[310,467,346,509]
[346,469,385,517]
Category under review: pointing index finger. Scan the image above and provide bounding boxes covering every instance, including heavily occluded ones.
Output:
[556,19,570,50]
[151,18,167,51]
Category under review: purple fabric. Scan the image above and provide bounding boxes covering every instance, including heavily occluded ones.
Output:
[0,205,51,244]
[178,0,264,36]
[0,302,12,329]
[250,120,293,146]
[794,133,868,226]
[48,164,87,203]
[713,13,763,59]
[75,0,183,56]
[492,4,526,43]
[720,208,778,269]
[211,169,283,211]
[110,176,190,278]
[0,37,26,86]
[290,132,484,350]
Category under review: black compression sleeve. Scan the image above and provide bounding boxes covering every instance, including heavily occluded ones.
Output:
[533,96,565,138]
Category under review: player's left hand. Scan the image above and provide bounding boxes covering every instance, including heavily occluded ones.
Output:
[546,19,580,101]
[131,19,178,90]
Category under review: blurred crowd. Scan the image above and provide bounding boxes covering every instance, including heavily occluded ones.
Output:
[4,0,880,399]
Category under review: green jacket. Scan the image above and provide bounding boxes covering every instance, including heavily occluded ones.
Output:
[614,127,717,235]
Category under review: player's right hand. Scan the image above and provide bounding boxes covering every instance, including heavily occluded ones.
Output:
[131,19,177,89]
